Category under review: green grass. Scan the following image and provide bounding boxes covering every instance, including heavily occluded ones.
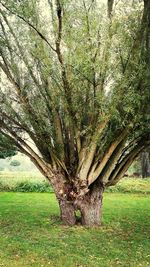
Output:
[0,192,150,267]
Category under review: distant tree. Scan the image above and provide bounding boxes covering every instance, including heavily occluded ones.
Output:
[0,0,150,226]
[10,159,21,167]
[141,150,150,178]
[0,134,17,159]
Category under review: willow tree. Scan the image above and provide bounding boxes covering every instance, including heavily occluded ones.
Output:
[0,0,150,226]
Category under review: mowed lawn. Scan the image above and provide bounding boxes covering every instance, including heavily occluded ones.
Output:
[0,192,150,267]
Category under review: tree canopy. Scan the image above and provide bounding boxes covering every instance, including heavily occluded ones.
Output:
[0,0,150,225]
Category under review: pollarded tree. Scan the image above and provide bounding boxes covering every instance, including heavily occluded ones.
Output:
[0,0,150,226]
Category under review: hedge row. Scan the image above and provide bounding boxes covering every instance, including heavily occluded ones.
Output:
[0,181,53,193]
[0,180,149,194]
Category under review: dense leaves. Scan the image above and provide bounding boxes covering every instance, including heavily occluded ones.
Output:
[0,134,17,159]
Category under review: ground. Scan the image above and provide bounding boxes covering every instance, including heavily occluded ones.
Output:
[0,190,150,267]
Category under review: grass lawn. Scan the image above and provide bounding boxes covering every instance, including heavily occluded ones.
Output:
[0,192,150,267]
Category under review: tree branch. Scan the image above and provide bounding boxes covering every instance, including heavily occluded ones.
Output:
[107,0,114,19]
[0,3,56,52]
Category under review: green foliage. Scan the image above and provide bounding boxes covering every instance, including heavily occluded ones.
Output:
[15,181,52,192]
[0,171,52,192]
[0,181,10,191]
[129,158,141,174]
[10,159,21,167]
[0,134,17,159]
[0,149,16,159]
[0,180,52,192]
[106,178,150,194]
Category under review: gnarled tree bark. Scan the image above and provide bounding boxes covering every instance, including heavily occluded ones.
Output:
[78,182,104,227]
[55,178,104,227]
[58,199,76,225]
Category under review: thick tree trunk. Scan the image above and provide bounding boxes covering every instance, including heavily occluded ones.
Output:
[77,181,104,227]
[51,170,104,227]
[57,181,104,227]
[58,199,76,225]
[80,198,103,226]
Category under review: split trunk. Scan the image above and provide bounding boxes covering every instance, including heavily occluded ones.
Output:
[57,181,104,227]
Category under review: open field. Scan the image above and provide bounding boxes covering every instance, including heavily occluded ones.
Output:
[0,171,150,194]
[0,171,49,192]
[0,171,45,186]
[0,192,150,267]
